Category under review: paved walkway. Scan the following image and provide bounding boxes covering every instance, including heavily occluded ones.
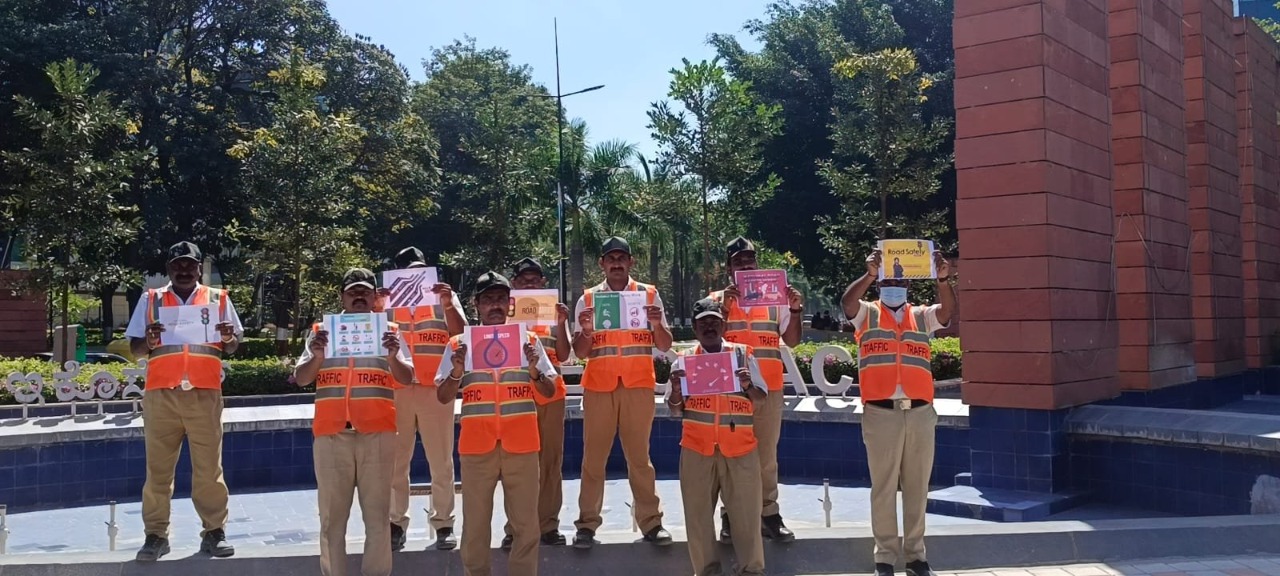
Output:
[923,556,1280,576]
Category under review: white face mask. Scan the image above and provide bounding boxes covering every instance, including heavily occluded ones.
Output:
[879,286,908,308]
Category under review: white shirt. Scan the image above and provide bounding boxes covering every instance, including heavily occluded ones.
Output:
[124,283,244,339]
[296,322,413,365]
[672,339,769,395]
[432,329,558,385]
[850,300,949,400]
[572,278,670,333]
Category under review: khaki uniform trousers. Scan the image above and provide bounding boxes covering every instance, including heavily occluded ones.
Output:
[576,386,663,533]
[460,444,540,576]
[681,447,765,576]
[390,385,457,532]
[315,430,396,576]
[719,392,784,518]
[862,402,937,565]
[141,387,229,538]
[505,398,566,536]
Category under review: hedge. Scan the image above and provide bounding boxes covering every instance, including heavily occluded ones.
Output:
[0,358,296,405]
[789,337,962,383]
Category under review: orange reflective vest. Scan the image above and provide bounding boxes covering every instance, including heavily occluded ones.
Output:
[582,280,658,392]
[710,290,784,390]
[387,304,450,387]
[679,343,758,458]
[453,333,541,455]
[531,324,566,404]
[310,323,398,436]
[854,302,934,402]
[145,285,228,391]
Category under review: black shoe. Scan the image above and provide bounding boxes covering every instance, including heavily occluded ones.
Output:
[541,531,567,546]
[762,514,795,543]
[906,560,936,576]
[719,512,732,543]
[875,563,896,576]
[135,534,170,562]
[390,524,406,552]
[642,525,673,546]
[501,534,514,551]
[199,528,235,558]
[572,528,595,549]
[435,528,457,550]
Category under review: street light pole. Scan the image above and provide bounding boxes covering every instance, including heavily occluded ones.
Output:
[545,18,604,306]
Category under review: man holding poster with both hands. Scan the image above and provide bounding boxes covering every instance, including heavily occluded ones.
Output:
[294,267,415,576]
[667,297,768,576]
[434,271,557,576]
[709,236,803,543]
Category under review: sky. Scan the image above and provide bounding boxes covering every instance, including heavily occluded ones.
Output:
[325,0,771,159]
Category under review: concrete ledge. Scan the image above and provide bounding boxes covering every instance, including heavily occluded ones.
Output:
[1067,405,1280,454]
[927,485,1089,522]
[0,397,970,448]
[2,514,1278,575]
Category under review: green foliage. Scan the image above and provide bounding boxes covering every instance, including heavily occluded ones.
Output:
[0,358,295,404]
[232,338,305,360]
[790,336,961,383]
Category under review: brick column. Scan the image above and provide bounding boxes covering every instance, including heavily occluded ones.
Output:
[1184,0,1245,377]
[1234,18,1280,370]
[953,0,1115,496]
[1110,0,1196,391]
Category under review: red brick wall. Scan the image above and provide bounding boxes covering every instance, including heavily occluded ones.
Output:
[1184,0,1246,378]
[1110,0,1197,390]
[1235,19,1280,369]
[954,0,1121,410]
[0,271,46,358]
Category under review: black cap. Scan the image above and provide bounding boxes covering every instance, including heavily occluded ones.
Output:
[474,271,512,295]
[726,236,756,260]
[341,268,377,291]
[167,241,203,263]
[512,257,544,277]
[394,246,427,269]
[600,236,631,256]
[692,297,725,320]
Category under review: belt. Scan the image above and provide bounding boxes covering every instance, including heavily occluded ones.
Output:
[866,399,929,411]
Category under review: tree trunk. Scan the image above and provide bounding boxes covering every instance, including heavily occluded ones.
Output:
[60,282,70,361]
[701,183,712,293]
[570,233,585,299]
[97,283,118,343]
[648,237,660,286]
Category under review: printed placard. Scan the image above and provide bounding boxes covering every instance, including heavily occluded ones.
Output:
[592,291,648,331]
[464,324,527,371]
[509,289,559,328]
[681,351,742,397]
[382,267,440,308]
[733,269,788,308]
[156,304,222,345]
[324,313,389,358]
[879,239,937,280]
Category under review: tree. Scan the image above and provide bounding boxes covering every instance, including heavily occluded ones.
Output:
[818,47,951,299]
[1,59,152,343]
[648,57,782,290]
[227,52,368,338]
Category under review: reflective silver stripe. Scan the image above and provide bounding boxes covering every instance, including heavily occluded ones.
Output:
[186,344,222,357]
[749,322,777,331]
[861,329,896,341]
[901,355,932,371]
[767,307,779,322]
[860,355,898,367]
[754,348,782,360]
[320,358,349,369]
[538,336,555,349]
[349,387,394,400]
[683,411,716,424]
[349,358,391,370]
[725,322,749,332]
[461,373,490,387]
[620,346,651,357]
[500,372,531,384]
[867,306,880,330]
[589,346,620,357]
[412,344,446,356]
[720,414,754,427]
[499,401,537,416]
[901,332,930,345]
[460,403,494,417]
[414,320,448,331]
[315,387,346,399]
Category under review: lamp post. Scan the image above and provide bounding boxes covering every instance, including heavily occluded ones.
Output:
[533,18,604,305]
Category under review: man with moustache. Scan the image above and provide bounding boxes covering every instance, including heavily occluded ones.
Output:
[500,257,571,549]
[666,297,768,576]
[385,246,467,552]
[841,247,954,576]
[126,241,242,561]
[571,236,674,548]
[435,271,557,576]
[709,236,803,543]
[294,268,416,576]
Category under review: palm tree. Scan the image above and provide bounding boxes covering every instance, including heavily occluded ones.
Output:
[560,119,639,292]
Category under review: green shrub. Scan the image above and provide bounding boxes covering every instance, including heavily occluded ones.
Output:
[788,337,962,383]
[0,357,296,405]
[232,337,304,360]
